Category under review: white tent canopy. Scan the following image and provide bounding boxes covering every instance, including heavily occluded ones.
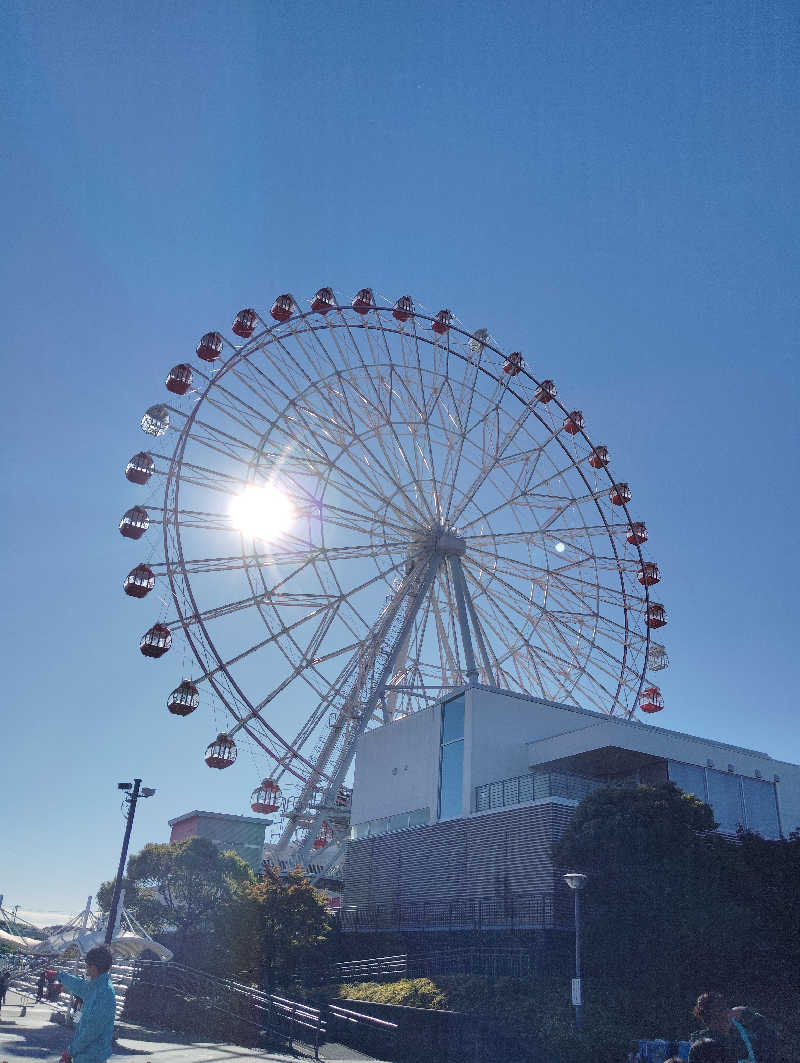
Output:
[2,895,172,962]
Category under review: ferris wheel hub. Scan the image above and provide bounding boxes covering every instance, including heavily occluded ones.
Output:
[432,528,467,557]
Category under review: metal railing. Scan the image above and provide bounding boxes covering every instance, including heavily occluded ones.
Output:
[333,953,408,981]
[474,769,607,813]
[320,946,534,984]
[127,960,326,1054]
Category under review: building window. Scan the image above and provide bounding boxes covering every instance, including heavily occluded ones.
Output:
[706,770,744,833]
[669,760,781,839]
[668,761,708,802]
[439,695,465,820]
[741,777,780,839]
[350,807,429,840]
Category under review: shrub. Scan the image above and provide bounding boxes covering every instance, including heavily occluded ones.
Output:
[338,977,446,1010]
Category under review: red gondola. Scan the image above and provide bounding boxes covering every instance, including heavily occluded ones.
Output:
[311,287,335,314]
[167,680,199,716]
[431,309,453,335]
[312,822,334,850]
[563,411,584,435]
[119,506,150,540]
[535,379,557,403]
[232,309,258,339]
[626,521,648,545]
[196,332,223,362]
[352,288,374,314]
[271,294,294,322]
[639,686,664,713]
[646,602,668,629]
[124,564,155,598]
[140,622,172,658]
[610,483,631,506]
[251,778,281,814]
[205,733,237,769]
[637,562,661,587]
[166,364,193,395]
[589,445,609,469]
[392,295,414,322]
[125,452,155,485]
[503,352,523,376]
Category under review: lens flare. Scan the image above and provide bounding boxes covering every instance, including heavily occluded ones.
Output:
[229,485,295,542]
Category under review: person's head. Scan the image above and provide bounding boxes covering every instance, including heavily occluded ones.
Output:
[688,1038,725,1063]
[693,992,731,1032]
[84,946,113,979]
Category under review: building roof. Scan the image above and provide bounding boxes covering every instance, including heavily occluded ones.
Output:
[168,809,271,827]
[474,684,783,762]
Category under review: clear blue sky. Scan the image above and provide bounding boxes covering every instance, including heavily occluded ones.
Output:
[1,0,798,921]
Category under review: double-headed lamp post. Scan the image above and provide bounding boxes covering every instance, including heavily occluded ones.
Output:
[564,872,588,1030]
[105,779,156,945]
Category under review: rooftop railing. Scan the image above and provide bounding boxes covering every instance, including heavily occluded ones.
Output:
[474,769,607,813]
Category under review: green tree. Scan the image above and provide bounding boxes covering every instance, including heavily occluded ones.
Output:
[226,865,331,990]
[95,877,169,935]
[552,784,800,1055]
[97,837,255,957]
[553,783,730,1027]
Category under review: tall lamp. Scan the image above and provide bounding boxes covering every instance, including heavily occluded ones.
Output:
[564,872,588,1030]
[105,780,156,945]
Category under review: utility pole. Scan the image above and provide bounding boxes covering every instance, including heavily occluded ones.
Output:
[105,779,155,945]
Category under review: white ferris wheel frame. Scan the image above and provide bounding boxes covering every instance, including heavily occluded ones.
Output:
[124,290,664,867]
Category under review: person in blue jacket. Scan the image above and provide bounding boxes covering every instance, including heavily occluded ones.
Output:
[57,946,116,1063]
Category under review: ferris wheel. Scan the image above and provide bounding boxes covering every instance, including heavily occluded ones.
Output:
[119,286,669,873]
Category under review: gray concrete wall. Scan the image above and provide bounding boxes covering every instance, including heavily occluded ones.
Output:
[350,702,442,826]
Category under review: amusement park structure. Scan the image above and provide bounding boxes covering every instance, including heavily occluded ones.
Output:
[119,287,669,885]
[0,895,171,961]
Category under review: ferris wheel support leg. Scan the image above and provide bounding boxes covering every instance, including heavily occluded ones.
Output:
[455,560,499,688]
[448,556,479,687]
[295,553,443,867]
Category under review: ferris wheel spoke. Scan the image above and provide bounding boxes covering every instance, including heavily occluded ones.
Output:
[197,379,285,441]
[407,322,445,520]
[157,540,401,578]
[466,545,636,611]
[262,392,429,531]
[437,373,482,520]
[191,603,334,683]
[447,395,549,528]
[542,570,641,611]
[457,482,611,536]
[541,610,633,680]
[528,619,624,706]
[372,314,444,488]
[463,556,613,685]
[319,499,410,539]
[463,524,630,546]
[547,605,643,646]
[171,585,340,631]
[523,450,604,496]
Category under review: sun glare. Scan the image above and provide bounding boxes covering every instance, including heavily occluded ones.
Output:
[229,484,295,542]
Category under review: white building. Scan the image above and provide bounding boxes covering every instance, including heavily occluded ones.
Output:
[341,688,800,931]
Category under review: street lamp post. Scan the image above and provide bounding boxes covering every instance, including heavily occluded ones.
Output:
[105,780,156,945]
[564,872,588,1031]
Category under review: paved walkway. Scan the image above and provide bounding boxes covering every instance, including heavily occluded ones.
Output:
[0,992,388,1063]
